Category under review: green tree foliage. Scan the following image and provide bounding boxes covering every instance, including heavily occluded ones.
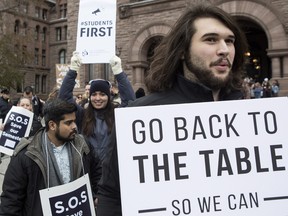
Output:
[0,0,35,91]
[0,34,32,90]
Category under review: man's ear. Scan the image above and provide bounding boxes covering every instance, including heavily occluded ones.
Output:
[48,120,56,131]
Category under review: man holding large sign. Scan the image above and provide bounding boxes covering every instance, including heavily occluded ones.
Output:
[0,99,102,215]
[114,97,288,215]
[96,4,251,216]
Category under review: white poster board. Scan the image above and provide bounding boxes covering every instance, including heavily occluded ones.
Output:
[56,64,80,89]
[76,0,116,64]
[40,174,96,216]
[115,97,288,216]
[0,106,33,156]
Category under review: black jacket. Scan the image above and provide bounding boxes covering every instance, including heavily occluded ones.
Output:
[96,75,243,216]
[0,97,12,121]
[0,128,102,216]
[59,69,135,162]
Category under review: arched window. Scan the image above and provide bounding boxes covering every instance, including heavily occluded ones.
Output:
[23,22,28,36]
[64,25,68,40]
[56,27,62,41]
[35,25,40,40]
[42,27,47,42]
[14,20,20,34]
[59,49,66,64]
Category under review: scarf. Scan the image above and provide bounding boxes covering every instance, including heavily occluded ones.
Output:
[41,133,73,187]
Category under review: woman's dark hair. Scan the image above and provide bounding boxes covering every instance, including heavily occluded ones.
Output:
[135,87,146,98]
[81,99,115,137]
[145,4,248,93]
[43,98,77,131]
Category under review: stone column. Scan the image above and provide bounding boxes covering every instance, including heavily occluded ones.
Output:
[133,66,146,90]
[270,57,281,78]
[130,61,149,90]
[283,56,288,77]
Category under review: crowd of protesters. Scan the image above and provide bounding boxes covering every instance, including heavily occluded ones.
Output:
[242,76,280,99]
[0,3,284,215]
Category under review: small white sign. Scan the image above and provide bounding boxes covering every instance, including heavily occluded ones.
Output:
[115,97,288,216]
[76,0,116,63]
[40,174,96,216]
[56,64,80,89]
[0,106,33,156]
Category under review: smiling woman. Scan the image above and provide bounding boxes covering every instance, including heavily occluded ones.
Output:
[58,53,135,163]
[16,97,42,136]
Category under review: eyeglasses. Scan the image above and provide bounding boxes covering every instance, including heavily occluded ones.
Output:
[77,96,82,99]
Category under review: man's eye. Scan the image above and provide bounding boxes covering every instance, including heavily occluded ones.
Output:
[65,121,73,126]
[205,38,217,42]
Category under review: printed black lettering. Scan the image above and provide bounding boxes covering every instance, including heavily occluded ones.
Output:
[133,155,149,183]
[199,150,214,177]
[174,152,189,180]
[225,113,239,137]
[217,149,233,176]
[192,116,207,139]
[174,117,188,141]
[209,115,222,138]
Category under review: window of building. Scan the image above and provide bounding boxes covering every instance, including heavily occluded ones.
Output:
[56,27,62,41]
[42,9,48,20]
[41,75,47,93]
[14,20,20,34]
[42,49,46,66]
[64,26,68,40]
[23,4,28,14]
[104,64,110,80]
[23,22,28,36]
[16,80,22,93]
[16,74,25,93]
[35,25,40,40]
[42,27,47,42]
[59,49,66,64]
[35,6,41,18]
[34,48,39,65]
[14,44,19,54]
[22,45,27,64]
[60,4,67,18]
[35,75,40,93]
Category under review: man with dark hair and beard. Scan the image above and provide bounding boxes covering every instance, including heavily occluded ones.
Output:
[96,4,248,216]
[0,98,102,216]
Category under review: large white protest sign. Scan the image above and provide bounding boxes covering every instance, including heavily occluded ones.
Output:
[0,106,33,156]
[76,0,116,64]
[40,174,96,216]
[115,97,288,215]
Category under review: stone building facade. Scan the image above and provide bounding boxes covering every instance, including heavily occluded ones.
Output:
[112,0,288,95]
[69,0,288,96]
[1,0,288,99]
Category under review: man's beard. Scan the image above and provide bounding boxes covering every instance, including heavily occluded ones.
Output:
[55,128,76,143]
[185,53,231,90]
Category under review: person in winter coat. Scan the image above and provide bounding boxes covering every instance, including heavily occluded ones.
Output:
[0,88,12,122]
[17,96,43,136]
[0,98,102,216]
[96,4,248,216]
[58,52,135,162]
